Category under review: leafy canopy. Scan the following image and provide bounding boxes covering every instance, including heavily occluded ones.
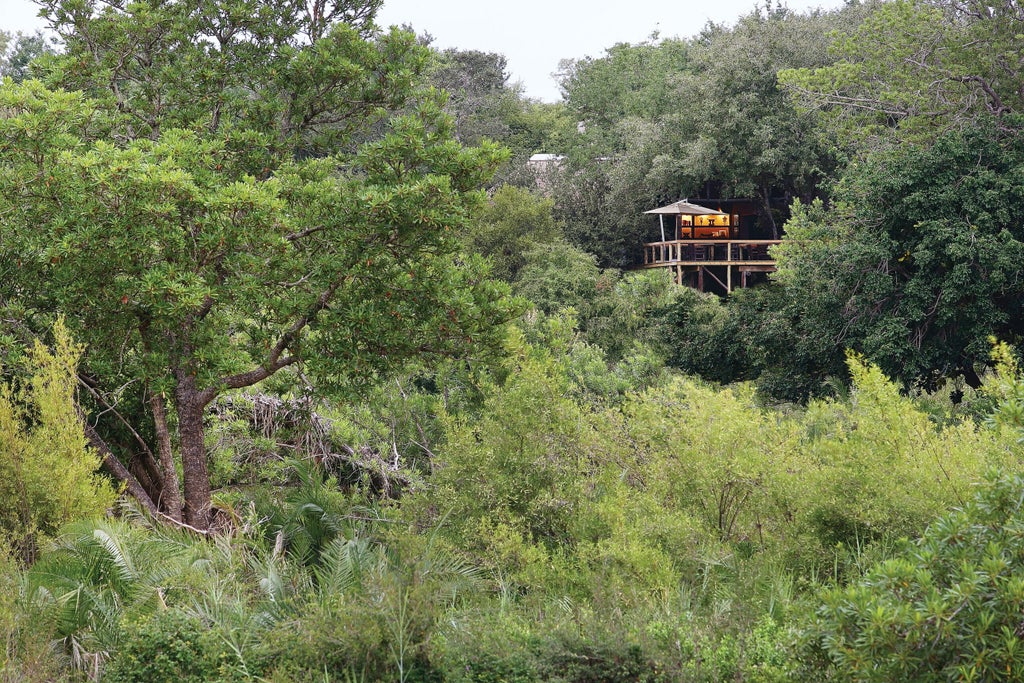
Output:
[0,0,516,529]
[771,118,1024,393]
[780,0,1024,147]
[812,469,1024,682]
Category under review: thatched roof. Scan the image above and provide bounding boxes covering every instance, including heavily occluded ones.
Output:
[643,200,728,216]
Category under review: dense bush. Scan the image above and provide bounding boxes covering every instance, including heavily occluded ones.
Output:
[810,470,1024,682]
[103,611,241,683]
[0,321,116,562]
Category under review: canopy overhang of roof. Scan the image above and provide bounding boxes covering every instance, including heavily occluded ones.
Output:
[643,200,729,216]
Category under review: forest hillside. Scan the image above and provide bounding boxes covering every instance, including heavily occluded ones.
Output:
[2,0,1024,680]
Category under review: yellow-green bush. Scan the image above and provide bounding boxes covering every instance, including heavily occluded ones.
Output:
[624,378,805,546]
[420,328,1019,595]
[810,469,1024,682]
[797,355,1016,554]
[0,321,116,561]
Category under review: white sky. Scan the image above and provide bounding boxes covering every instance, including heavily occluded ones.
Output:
[5,0,847,101]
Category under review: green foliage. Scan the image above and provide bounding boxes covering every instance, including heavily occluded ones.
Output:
[537,631,654,682]
[103,611,241,683]
[515,242,608,316]
[0,320,116,562]
[260,530,481,682]
[559,38,691,127]
[425,43,574,185]
[552,6,858,267]
[626,377,803,545]
[23,517,212,676]
[981,341,1024,440]
[8,3,1024,681]
[672,7,853,234]
[658,285,751,385]
[811,470,1024,682]
[0,548,66,682]
[555,38,694,266]
[516,247,683,367]
[423,325,1016,588]
[772,119,1024,395]
[461,184,563,282]
[781,0,1024,147]
[4,340,1017,681]
[581,268,675,362]
[251,458,373,568]
[427,329,590,548]
[0,31,54,83]
[0,0,517,529]
[797,355,1011,554]
[429,49,522,151]
[441,611,541,682]
[504,102,576,163]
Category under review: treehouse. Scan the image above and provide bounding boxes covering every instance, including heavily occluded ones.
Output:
[640,199,780,294]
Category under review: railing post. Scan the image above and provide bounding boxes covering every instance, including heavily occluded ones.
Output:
[727,240,732,293]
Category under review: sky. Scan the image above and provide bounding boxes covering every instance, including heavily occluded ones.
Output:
[5,0,847,102]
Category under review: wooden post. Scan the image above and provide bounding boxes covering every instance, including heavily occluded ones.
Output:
[726,241,732,293]
[659,214,665,242]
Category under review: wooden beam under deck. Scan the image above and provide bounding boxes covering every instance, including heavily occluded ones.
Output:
[640,239,782,293]
[641,260,778,268]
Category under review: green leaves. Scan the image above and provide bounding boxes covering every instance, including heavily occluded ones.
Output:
[0,320,116,563]
[813,470,1024,681]
[780,0,1024,147]
[0,0,519,528]
[770,119,1024,395]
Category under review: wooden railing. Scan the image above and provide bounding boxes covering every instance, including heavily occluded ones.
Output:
[642,239,781,267]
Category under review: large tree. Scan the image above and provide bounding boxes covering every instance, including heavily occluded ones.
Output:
[780,0,1024,147]
[771,118,1024,394]
[551,6,862,267]
[0,0,514,530]
[0,30,54,82]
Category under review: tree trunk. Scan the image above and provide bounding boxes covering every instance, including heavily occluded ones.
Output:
[759,184,779,240]
[175,376,211,530]
[129,458,159,504]
[150,392,183,522]
[82,417,160,518]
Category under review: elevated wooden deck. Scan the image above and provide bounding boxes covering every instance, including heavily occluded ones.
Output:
[641,239,781,292]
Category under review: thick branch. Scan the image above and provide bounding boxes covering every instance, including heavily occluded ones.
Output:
[957,75,1010,115]
[285,225,328,242]
[196,277,345,406]
[81,414,160,518]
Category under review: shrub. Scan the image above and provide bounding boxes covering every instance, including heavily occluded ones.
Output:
[103,611,241,683]
[440,611,541,683]
[0,548,64,682]
[797,355,1014,556]
[809,470,1024,682]
[538,631,655,683]
[0,320,116,562]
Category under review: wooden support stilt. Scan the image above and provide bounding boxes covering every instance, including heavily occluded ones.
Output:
[704,267,728,292]
[726,243,732,293]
